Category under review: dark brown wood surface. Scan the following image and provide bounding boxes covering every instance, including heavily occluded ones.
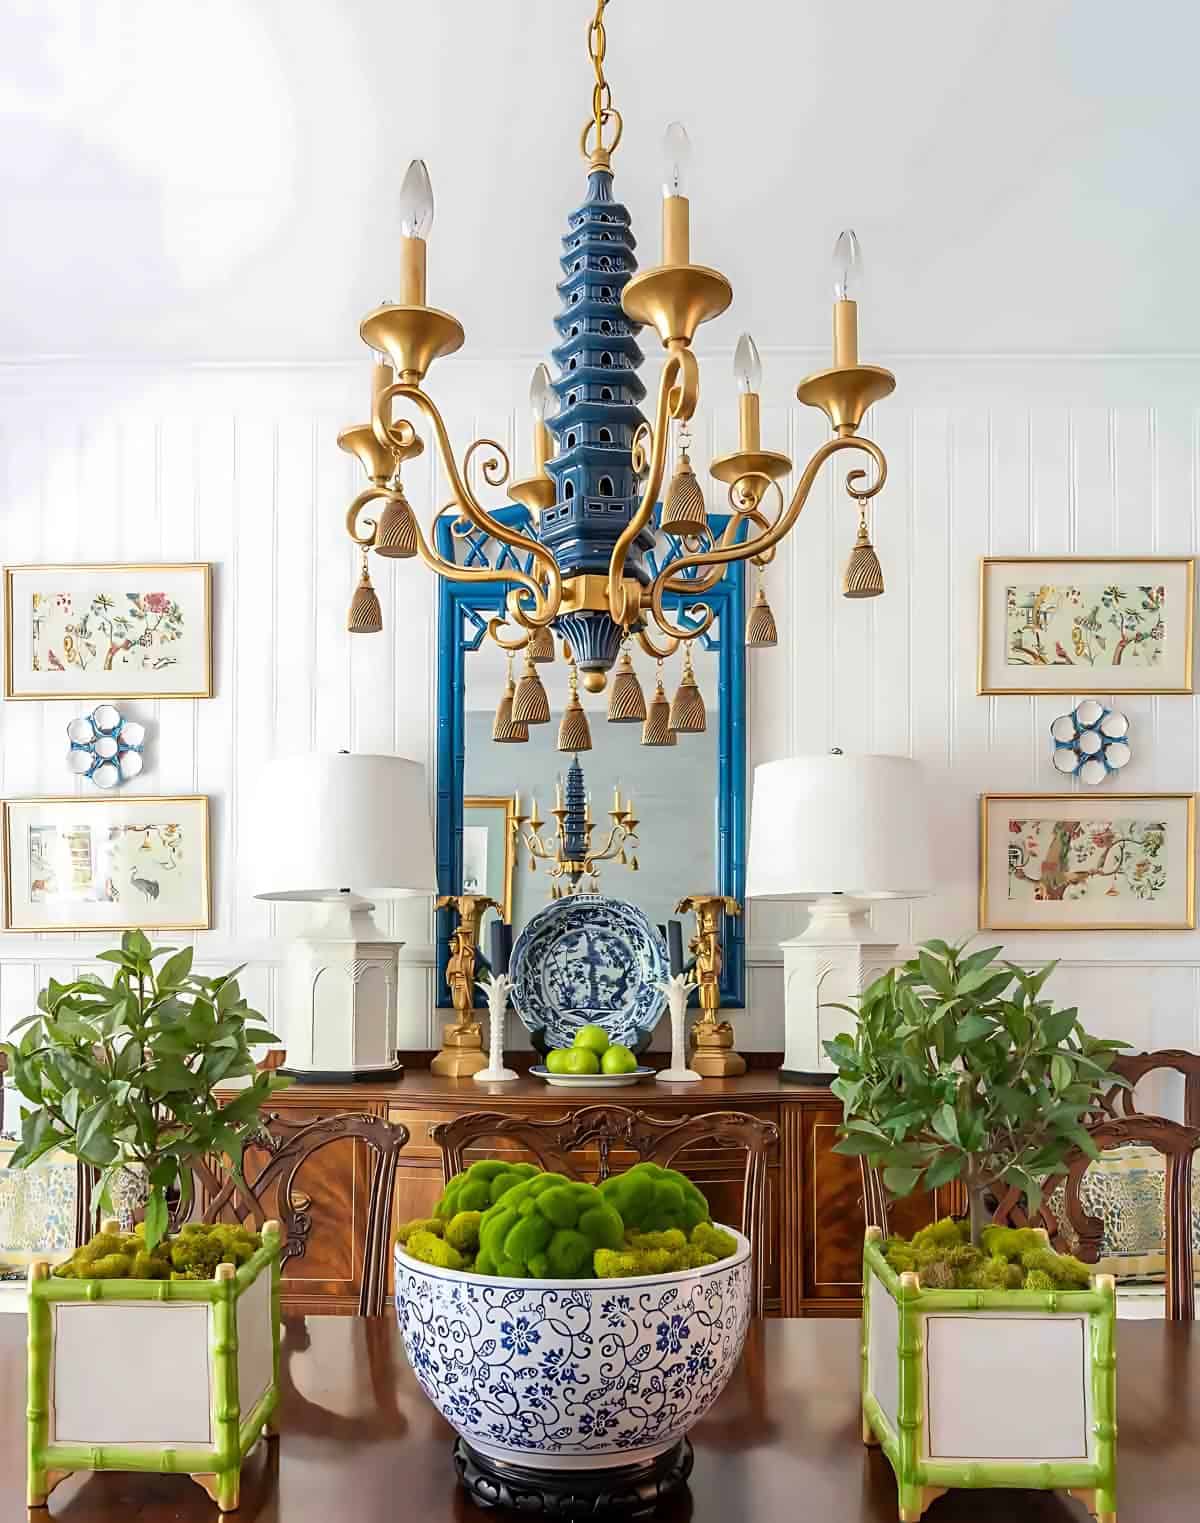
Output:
[1,1313,1194,1521]
[229,1068,950,1318]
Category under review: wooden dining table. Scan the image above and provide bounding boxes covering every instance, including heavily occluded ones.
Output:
[1,1313,1194,1521]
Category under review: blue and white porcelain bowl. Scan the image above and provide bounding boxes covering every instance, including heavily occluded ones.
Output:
[394,1227,752,1471]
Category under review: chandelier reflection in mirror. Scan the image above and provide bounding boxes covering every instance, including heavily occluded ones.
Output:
[340,0,894,744]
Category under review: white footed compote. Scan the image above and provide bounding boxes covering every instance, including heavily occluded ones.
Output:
[474,972,518,1083]
[656,972,702,1082]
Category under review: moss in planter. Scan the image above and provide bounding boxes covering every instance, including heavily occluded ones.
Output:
[883,1218,1092,1291]
[436,1160,542,1216]
[53,1222,263,1281]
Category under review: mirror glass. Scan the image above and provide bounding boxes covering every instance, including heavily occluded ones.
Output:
[462,641,719,943]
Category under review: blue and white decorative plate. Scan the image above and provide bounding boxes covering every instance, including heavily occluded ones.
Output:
[510,895,669,1053]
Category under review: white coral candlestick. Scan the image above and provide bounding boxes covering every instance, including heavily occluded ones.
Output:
[474,972,518,1082]
[656,973,701,1083]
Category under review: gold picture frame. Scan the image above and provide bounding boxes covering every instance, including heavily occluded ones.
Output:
[463,795,516,924]
[4,563,213,699]
[978,555,1195,695]
[2,795,212,932]
[979,793,1196,932]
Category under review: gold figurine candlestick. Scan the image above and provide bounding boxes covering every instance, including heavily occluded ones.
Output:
[676,894,745,1077]
[432,893,499,1077]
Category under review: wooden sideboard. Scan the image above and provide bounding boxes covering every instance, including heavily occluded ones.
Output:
[226,1067,955,1317]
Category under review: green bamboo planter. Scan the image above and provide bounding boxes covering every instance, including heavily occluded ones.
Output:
[27,1220,282,1512]
[861,1226,1117,1523]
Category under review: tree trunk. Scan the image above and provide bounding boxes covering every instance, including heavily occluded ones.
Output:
[968,1186,990,1247]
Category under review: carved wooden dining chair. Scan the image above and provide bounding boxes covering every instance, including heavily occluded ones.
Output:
[430,1105,779,1317]
[990,1051,1200,1320]
[80,1112,409,1316]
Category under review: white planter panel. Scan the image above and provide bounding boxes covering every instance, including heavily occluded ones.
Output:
[923,1313,1091,1462]
[867,1271,900,1433]
[237,1268,274,1414]
[51,1302,212,1446]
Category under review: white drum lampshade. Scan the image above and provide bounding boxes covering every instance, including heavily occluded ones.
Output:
[746,753,932,1082]
[249,753,437,1081]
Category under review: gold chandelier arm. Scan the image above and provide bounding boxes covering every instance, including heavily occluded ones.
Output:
[606,346,699,627]
[635,626,679,660]
[375,381,563,628]
[647,584,719,645]
[345,485,394,547]
[647,434,886,599]
[402,502,550,634]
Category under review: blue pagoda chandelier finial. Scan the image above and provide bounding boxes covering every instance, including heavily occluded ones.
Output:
[340,0,897,746]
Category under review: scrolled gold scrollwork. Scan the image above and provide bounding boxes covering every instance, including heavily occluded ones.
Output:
[345,485,394,548]
[646,435,887,612]
[636,625,679,660]
[371,381,563,631]
[605,347,698,628]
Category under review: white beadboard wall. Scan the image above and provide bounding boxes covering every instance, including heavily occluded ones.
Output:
[2,353,1200,1088]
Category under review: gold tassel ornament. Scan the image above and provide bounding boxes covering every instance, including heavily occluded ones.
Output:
[347,551,382,634]
[528,624,555,663]
[373,487,418,558]
[607,646,647,723]
[512,649,551,725]
[642,662,677,747]
[746,569,778,647]
[660,449,708,539]
[669,642,706,733]
[492,656,529,743]
[557,663,593,752]
[843,511,884,599]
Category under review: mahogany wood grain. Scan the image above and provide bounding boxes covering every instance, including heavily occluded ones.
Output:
[0,1314,1194,1521]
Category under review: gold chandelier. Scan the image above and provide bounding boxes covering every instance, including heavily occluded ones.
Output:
[340,0,893,733]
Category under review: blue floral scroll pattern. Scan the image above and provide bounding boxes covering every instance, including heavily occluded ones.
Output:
[394,1251,751,1459]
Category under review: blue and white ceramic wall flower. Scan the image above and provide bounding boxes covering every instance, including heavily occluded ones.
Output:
[66,705,145,789]
[1050,699,1131,785]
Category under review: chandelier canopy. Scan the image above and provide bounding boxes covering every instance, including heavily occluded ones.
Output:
[340,0,894,742]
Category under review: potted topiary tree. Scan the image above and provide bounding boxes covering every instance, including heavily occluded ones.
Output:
[825,939,1125,1523]
[1,930,289,1511]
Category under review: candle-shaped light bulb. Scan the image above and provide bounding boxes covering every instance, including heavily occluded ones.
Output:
[661,121,692,199]
[832,229,862,302]
[733,333,762,395]
[661,122,691,264]
[529,363,554,423]
[398,159,434,306]
[831,229,862,368]
[529,362,554,474]
[398,159,434,239]
[734,331,763,450]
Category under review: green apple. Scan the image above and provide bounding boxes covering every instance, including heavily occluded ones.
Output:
[601,1043,637,1075]
[573,1024,611,1057]
[561,1046,601,1075]
[545,1048,571,1074]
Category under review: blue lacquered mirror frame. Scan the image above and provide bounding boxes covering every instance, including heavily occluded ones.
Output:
[435,504,746,1010]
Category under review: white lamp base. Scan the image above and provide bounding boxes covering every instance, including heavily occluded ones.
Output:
[281,895,404,1082]
[779,896,897,1084]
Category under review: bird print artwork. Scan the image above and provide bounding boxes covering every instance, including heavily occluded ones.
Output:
[129,866,160,901]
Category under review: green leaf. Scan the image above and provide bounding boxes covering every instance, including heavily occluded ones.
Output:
[157,946,194,988]
[957,945,1003,978]
[1040,1007,1079,1047]
[141,1186,168,1251]
[924,1151,963,1189]
[918,950,955,998]
[955,1012,994,1044]
[931,1104,960,1144]
[882,1165,923,1197]
[1050,1054,1074,1092]
[833,1134,887,1157]
[955,962,1005,996]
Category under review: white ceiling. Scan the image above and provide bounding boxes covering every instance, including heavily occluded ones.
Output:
[2,0,1198,362]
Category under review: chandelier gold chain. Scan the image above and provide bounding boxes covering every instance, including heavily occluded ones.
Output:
[581,0,622,165]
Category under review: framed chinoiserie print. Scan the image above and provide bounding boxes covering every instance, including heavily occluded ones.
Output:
[980,793,1195,931]
[3,563,213,699]
[977,555,1195,695]
[2,796,211,932]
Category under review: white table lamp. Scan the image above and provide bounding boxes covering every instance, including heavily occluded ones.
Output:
[746,752,931,1083]
[248,752,437,1081]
